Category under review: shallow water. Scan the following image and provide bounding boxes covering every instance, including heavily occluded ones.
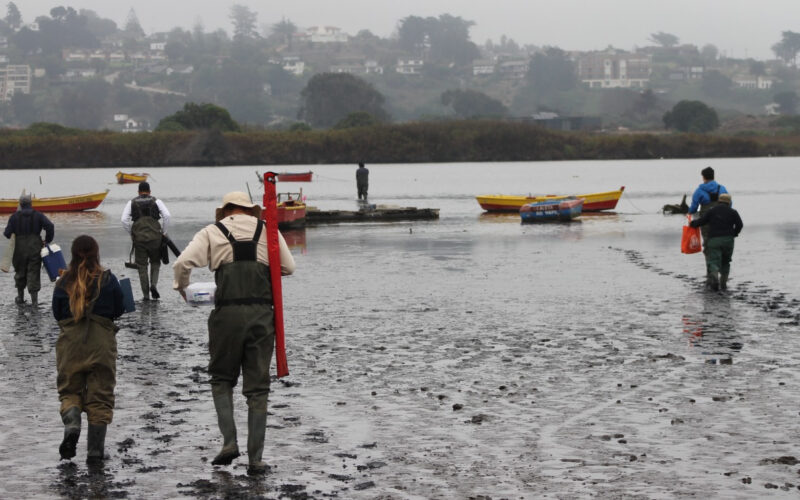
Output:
[1,158,799,498]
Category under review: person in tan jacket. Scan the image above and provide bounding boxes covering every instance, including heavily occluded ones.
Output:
[173,191,295,475]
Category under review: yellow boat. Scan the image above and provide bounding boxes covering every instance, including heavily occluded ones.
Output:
[476,186,625,212]
[116,171,149,184]
[0,190,109,213]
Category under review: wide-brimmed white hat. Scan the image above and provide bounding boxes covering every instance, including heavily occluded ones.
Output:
[217,191,256,209]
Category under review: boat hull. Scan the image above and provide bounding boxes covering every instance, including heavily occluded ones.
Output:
[116,172,148,184]
[520,198,584,223]
[0,190,109,213]
[276,171,313,182]
[477,186,624,212]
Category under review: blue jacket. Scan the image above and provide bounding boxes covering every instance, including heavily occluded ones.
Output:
[3,208,54,242]
[689,180,729,214]
[52,271,124,321]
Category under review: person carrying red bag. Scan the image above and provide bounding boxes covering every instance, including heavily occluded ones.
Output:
[690,193,743,291]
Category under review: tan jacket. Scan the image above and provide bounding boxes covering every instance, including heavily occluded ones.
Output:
[172,214,296,291]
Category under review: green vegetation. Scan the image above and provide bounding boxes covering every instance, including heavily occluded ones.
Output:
[299,73,390,128]
[156,103,240,132]
[663,100,720,133]
[0,120,795,169]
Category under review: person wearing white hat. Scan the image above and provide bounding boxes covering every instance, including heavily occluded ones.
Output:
[172,191,295,475]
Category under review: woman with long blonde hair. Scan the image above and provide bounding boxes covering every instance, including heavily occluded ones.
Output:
[52,235,124,464]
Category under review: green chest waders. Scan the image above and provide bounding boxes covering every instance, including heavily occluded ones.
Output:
[206,220,274,471]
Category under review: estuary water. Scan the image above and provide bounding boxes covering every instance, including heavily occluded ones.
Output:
[1,157,799,498]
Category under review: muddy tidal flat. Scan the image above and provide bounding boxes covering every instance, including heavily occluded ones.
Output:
[1,159,800,499]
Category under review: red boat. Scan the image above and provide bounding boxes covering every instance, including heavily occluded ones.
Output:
[261,186,306,229]
[276,171,313,182]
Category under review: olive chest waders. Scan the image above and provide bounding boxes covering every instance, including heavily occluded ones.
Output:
[13,212,44,304]
[130,196,162,299]
[207,220,274,474]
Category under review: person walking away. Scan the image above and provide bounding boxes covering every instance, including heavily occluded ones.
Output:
[121,182,170,300]
[689,166,728,285]
[356,162,369,201]
[52,235,124,463]
[3,193,55,306]
[172,192,295,475]
[690,193,742,291]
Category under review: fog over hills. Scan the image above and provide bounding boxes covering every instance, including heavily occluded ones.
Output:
[19,0,800,60]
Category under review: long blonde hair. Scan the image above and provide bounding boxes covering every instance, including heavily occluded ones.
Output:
[60,235,103,320]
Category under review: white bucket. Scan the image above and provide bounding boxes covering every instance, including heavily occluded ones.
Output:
[185,282,216,306]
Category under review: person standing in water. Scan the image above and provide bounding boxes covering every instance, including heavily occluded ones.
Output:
[53,235,124,463]
[173,191,295,475]
[121,181,170,300]
[3,193,55,306]
[356,162,369,201]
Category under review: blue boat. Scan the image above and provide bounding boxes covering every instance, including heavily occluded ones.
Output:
[520,197,584,223]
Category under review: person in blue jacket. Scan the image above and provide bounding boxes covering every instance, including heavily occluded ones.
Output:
[3,194,55,306]
[689,166,729,284]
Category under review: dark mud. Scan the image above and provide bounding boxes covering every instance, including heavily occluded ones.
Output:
[1,160,800,498]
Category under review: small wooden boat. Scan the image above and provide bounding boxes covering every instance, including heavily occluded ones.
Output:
[520,197,583,223]
[276,171,313,182]
[0,190,109,213]
[477,186,624,212]
[260,188,306,229]
[116,171,149,184]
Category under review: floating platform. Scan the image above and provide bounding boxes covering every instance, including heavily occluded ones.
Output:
[305,205,439,224]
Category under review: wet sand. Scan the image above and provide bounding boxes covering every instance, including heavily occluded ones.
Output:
[1,160,800,498]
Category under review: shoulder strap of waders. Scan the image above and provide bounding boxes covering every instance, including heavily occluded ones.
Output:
[214,222,236,243]
[82,270,109,343]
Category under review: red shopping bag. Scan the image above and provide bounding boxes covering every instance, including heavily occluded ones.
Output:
[681,215,702,254]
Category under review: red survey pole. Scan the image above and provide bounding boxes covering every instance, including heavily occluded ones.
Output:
[263,172,289,377]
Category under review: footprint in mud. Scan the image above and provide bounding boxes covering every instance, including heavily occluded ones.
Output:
[304,430,329,444]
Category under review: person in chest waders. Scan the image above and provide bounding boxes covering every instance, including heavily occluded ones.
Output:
[52,235,124,463]
[172,191,295,475]
[121,182,171,300]
[689,167,729,287]
[2,193,55,306]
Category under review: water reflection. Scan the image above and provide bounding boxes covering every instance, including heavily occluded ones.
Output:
[282,228,307,253]
[478,212,518,224]
[52,461,130,498]
[683,293,743,364]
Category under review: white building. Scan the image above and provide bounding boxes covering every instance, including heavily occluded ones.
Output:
[396,59,424,75]
[733,75,773,90]
[282,57,305,76]
[306,26,348,43]
[472,59,495,76]
[0,65,31,101]
[577,49,652,88]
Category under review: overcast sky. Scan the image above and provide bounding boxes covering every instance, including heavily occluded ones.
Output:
[17,0,799,60]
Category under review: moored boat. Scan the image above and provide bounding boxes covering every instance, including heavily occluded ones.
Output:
[0,190,109,213]
[477,186,624,212]
[520,197,583,223]
[276,171,313,182]
[116,171,149,184]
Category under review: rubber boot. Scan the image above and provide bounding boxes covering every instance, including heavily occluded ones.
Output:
[30,291,38,307]
[86,424,107,464]
[59,407,81,460]
[707,272,719,292]
[246,407,268,476]
[720,272,729,291]
[149,266,160,300]
[15,288,24,305]
[211,384,239,465]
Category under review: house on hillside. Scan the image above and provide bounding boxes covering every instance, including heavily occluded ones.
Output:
[472,59,495,76]
[282,56,305,76]
[577,49,651,88]
[396,59,424,75]
[733,75,773,90]
[498,59,528,79]
[0,64,31,101]
[306,26,349,43]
